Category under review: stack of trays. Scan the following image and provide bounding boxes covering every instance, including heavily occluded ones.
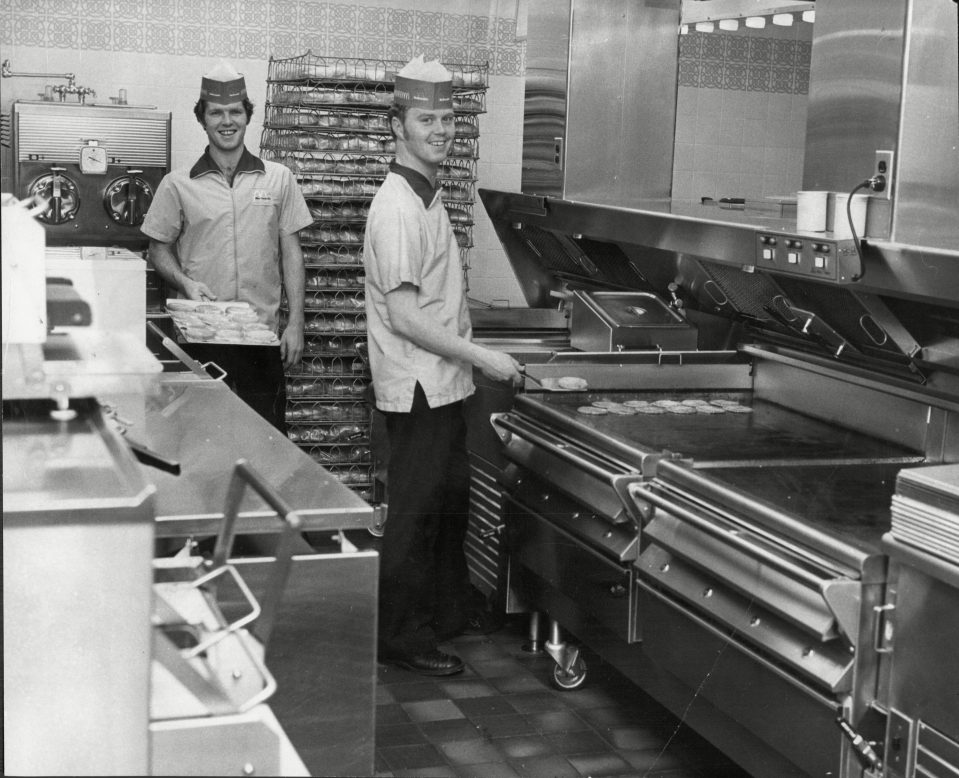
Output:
[891,464,959,564]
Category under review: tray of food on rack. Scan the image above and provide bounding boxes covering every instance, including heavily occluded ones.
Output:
[165,299,279,345]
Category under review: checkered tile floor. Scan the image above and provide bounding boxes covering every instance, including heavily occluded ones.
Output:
[370,615,753,778]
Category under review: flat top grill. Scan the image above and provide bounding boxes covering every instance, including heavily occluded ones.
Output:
[701,462,907,555]
[517,390,922,468]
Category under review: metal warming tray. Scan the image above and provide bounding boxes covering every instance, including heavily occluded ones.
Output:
[570,291,696,352]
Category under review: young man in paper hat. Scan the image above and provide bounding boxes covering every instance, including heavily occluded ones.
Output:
[364,56,522,676]
[143,61,313,431]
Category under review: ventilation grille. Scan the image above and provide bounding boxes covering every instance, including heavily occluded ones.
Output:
[15,111,169,166]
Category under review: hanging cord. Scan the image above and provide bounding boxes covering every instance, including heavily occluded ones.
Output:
[847,173,886,282]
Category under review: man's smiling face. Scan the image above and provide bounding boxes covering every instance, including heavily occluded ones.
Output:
[202,100,248,153]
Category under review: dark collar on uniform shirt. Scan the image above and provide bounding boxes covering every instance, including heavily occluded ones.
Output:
[190,146,265,179]
[389,161,440,209]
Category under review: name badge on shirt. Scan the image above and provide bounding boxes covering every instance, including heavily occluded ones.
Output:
[252,189,275,205]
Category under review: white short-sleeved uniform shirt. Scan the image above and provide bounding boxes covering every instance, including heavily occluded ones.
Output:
[142,147,313,330]
[363,167,474,412]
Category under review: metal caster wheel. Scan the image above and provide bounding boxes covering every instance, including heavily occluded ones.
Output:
[551,657,587,690]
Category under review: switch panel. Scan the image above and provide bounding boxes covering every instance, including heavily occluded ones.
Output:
[755,233,860,283]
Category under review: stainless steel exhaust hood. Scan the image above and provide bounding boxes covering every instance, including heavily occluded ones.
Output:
[509,0,958,306]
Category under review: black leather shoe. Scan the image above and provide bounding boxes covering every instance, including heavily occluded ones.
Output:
[380,649,465,676]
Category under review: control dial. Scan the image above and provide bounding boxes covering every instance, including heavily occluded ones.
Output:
[28,168,81,224]
[103,172,154,226]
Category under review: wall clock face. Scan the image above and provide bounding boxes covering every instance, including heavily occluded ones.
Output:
[79,145,108,174]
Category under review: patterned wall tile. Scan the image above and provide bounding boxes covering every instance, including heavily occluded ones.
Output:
[1,14,13,46]
[270,30,300,59]
[177,25,207,56]
[210,0,238,18]
[269,0,299,30]
[701,61,723,89]
[328,35,356,59]
[386,8,413,38]
[442,44,468,65]
[48,16,79,48]
[114,21,144,50]
[443,13,469,44]
[384,38,414,63]
[723,63,747,91]
[237,0,262,29]
[725,35,748,63]
[357,6,386,36]
[495,45,522,76]
[208,27,238,58]
[748,38,771,64]
[85,0,111,16]
[746,66,770,92]
[678,60,700,88]
[238,27,267,58]
[701,34,724,60]
[300,2,327,33]
[145,23,176,54]
[414,11,442,40]
[328,4,357,35]
[80,17,112,48]
[794,66,809,94]
[177,0,209,26]
[678,31,701,59]
[495,16,515,46]
[468,44,492,69]
[300,31,327,56]
[8,0,526,76]
[771,39,796,67]
[467,15,489,44]
[12,0,45,13]
[53,0,81,14]
[356,38,385,60]
[142,0,176,22]
[770,66,793,93]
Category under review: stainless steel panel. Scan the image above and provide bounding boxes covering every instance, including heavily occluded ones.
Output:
[637,546,853,692]
[749,346,959,458]
[803,0,905,215]
[893,0,959,251]
[882,539,959,759]
[3,403,155,776]
[635,580,842,778]
[109,376,373,536]
[642,512,841,640]
[564,0,679,205]
[229,551,378,778]
[13,102,171,166]
[569,291,697,352]
[522,0,571,196]
[506,497,635,641]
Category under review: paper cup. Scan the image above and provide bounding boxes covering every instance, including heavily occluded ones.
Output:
[796,191,828,232]
[832,193,869,239]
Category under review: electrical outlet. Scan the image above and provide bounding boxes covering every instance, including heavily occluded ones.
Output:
[874,150,894,199]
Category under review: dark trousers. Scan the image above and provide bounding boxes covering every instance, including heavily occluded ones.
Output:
[182,343,287,434]
[378,382,472,656]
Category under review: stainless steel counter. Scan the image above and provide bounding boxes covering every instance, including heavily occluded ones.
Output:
[109,374,372,538]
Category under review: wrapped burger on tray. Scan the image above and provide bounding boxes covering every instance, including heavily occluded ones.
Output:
[165,299,279,345]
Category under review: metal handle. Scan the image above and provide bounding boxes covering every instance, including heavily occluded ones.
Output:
[181,562,262,659]
[492,413,628,483]
[147,320,224,380]
[213,459,303,649]
[629,483,826,589]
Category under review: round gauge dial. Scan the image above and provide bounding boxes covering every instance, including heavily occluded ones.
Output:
[103,176,155,226]
[28,173,81,224]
